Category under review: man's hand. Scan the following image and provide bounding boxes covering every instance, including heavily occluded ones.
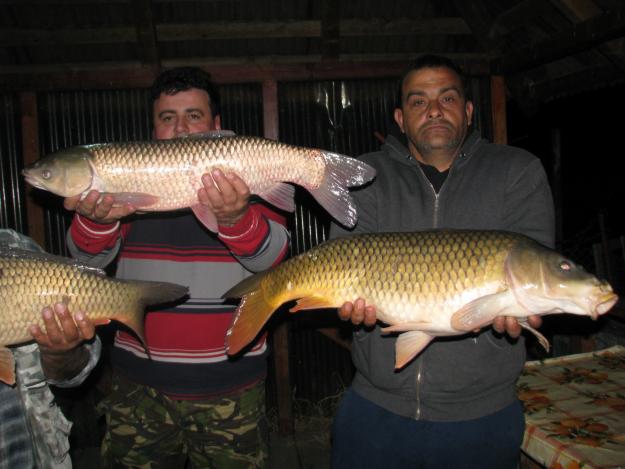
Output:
[492,315,542,338]
[30,302,95,351]
[64,190,136,224]
[338,298,377,327]
[30,303,96,381]
[198,169,250,227]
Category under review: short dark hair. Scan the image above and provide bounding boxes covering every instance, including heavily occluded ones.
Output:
[150,67,221,118]
[395,55,469,108]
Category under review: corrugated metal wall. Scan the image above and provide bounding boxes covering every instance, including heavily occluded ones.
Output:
[0,94,27,232]
[1,75,491,411]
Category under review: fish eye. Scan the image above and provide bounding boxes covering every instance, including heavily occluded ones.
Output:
[559,260,572,271]
[41,169,52,180]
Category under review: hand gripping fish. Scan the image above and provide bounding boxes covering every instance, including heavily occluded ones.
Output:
[0,248,188,385]
[22,131,376,232]
[223,230,618,368]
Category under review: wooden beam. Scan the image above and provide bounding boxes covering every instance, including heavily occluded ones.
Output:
[0,28,136,46]
[0,55,490,91]
[19,92,45,247]
[490,76,507,144]
[263,79,293,435]
[492,7,625,74]
[262,80,279,140]
[0,18,472,47]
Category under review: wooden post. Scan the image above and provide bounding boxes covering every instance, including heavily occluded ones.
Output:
[490,75,507,144]
[551,128,563,246]
[20,91,45,247]
[263,79,294,434]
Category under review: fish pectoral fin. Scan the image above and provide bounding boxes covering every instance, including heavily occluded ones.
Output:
[395,331,433,369]
[259,183,296,212]
[92,318,112,327]
[109,192,159,208]
[191,204,218,232]
[520,322,551,352]
[290,295,336,312]
[450,290,516,332]
[0,346,16,386]
[381,322,430,334]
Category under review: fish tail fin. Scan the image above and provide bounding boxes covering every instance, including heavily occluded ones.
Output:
[223,271,281,356]
[309,152,376,228]
[123,281,189,357]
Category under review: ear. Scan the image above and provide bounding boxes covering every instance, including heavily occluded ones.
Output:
[465,101,474,126]
[393,108,405,133]
[214,115,222,131]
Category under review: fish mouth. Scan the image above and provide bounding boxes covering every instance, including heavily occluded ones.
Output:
[22,170,45,190]
[592,293,619,319]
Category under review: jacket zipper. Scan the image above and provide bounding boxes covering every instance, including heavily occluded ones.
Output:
[411,155,462,419]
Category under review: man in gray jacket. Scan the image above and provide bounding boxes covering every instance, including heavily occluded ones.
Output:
[330,55,554,468]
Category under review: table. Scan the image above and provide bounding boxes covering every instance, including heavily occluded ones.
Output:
[518,345,625,468]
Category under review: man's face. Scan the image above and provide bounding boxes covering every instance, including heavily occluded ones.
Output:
[153,88,221,140]
[394,67,473,161]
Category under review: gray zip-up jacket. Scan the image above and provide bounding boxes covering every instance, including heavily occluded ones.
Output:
[330,131,555,422]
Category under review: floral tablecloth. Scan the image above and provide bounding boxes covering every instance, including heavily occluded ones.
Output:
[518,345,625,469]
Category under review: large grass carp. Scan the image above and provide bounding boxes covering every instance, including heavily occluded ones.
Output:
[23,131,376,232]
[0,248,188,385]
[223,230,617,368]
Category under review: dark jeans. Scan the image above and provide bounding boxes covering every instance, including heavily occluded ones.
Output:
[331,387,525,469]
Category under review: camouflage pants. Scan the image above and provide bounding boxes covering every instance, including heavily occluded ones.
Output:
[98,374,268,469]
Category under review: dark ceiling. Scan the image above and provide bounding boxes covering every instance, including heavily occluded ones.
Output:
[1,0,624,106]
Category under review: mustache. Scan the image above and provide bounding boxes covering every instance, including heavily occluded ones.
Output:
[422,120,453,131]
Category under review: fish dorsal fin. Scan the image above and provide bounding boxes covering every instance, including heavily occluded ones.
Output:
[259,183,296,213]
[184,130,237,139]
[450,290,517,332]
[0,248,107,277]
[395,331,433,369]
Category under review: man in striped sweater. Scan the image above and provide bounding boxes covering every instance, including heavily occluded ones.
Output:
[64,67,289,468]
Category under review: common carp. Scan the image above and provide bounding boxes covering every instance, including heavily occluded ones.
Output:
[0,248,188,385]
[223,230,618,368]
[22,131,376,232]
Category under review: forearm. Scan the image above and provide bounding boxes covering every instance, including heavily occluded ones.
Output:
[67,213,126,267]
[219,203,289,271]
[40,344,91,382]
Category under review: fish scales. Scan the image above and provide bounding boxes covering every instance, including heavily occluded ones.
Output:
[89,136,325,211]
[0,250,187,348]
[224,230,617,368]
[260,231,515,326]
[4,255,131,345]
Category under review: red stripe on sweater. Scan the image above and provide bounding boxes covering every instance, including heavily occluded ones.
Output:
[120,251,238,262]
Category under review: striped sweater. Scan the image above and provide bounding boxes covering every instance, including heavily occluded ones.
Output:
[68,204,289,399]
